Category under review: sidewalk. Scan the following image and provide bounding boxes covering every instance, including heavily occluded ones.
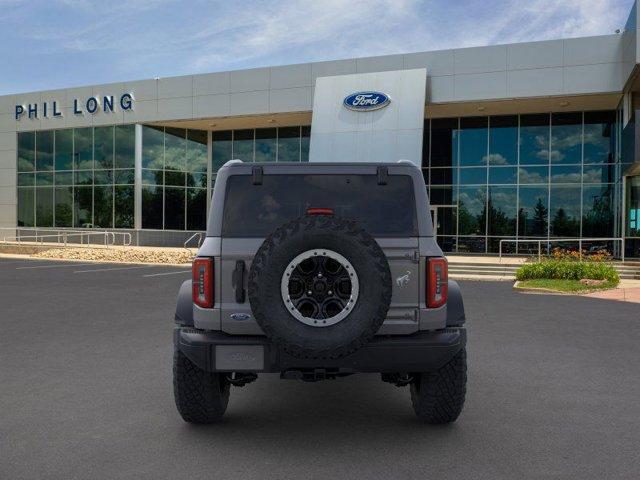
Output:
[583,279,640,304]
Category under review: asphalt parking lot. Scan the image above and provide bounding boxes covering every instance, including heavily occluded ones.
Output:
[1,257,639,480]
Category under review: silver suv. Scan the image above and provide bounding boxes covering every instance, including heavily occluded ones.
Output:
[173,161,467,424]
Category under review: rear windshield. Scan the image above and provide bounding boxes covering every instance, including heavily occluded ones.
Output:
[222,174,417,237]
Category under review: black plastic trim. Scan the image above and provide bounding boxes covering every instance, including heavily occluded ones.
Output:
[174,280,194,327]
[446,279,466,327]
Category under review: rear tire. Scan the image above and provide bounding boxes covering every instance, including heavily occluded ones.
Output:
[173,348,230,424]
[410,348,467,424]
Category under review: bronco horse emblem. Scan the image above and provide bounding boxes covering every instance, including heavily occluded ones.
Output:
[396,270,411,288]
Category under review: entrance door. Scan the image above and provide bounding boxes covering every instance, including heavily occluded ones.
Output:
[430,205,457,252]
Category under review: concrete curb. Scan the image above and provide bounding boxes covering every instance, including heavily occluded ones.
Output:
[0,253,192,268]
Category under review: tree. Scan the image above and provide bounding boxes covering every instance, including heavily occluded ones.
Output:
[532,198,548,236]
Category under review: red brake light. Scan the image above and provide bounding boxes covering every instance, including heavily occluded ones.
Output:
[306,207,334,216]
[192,257,214,308]
[427,257,448,308]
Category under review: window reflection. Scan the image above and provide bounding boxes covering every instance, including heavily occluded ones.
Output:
[551,113,582,164]
[520,114,549,165]
[488,116,517,166]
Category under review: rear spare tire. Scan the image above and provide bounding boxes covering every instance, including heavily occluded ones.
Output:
[248,214,392,359]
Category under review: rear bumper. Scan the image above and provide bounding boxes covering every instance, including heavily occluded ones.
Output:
[174,327,466,374]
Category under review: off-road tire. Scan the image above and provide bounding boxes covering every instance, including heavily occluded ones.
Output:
[248,214,392,359]
[410,348,467,424]
[173,348,230,423]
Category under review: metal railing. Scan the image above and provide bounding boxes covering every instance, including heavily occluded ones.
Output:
[183,232,204,249]
[1,229,132,248]
[498,238,625,262]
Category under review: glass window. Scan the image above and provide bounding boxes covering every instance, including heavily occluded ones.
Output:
[94,126,114,170]
[255,128,277,163]
[94,169,113,185]
[457,237,486,253]
[550,165,581,183]
[457,186,486,236]
[94,186,113,228]
[114,185,134,228]
[17,188,34,227]
[301,126,310,162]
[626,176,640,237]
[583,164,615,184]
[488,186,517,236]
[518,186,548,236]
[488,167,517,184]
[35,130,54,171]
[75,170,93,186]
[18,172,34,187]
[164,187,185,230]
[222,174,418,237]
[142,169,163,186]
[428,186,455,205]
[459,167,486,185]
[54,186,73,227]
[18,132,35,172]
[278,127,301,162]
[212,131,232,172]
[458,117,487,166]
[519,166,548,184]
[582,184,614,237]
[115,125,135,169]
[430,118,457,167]
[74,186,92,227]
[74,128,93,170]
[187,188,207,230]
[488,116,517,166]
[165,170,185,187]
[233,129,254,162]
[430,168,454,185]
[186,171,207,188]
[584,111,615,164]
[551,113,582,164]
[186,130,207,172]
[165,128,186,171]
[35,186,54,227]
[520,114,549,165]
[550,185,581,237]
[142,186,163,229]
[142,126,164,169]
[35,172,53,186]
[55,129,73,170]
[114,169,134,185]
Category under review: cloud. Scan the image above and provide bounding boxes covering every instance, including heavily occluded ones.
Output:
[0,0,634,93]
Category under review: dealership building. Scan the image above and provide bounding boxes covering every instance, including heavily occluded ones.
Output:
[3,3,640,255]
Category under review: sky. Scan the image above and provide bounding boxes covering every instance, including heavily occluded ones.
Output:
[0,0,636,95]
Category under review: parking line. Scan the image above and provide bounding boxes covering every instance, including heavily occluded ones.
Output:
[143,270,191,277]
[74,265,161,273]
[16,262,95,270]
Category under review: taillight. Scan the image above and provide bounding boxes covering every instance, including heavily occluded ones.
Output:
[192,257,214,308]
[306,207,335,216]
[427,257,448,308]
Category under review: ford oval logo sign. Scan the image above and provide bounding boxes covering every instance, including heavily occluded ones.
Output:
[343,91,390,111]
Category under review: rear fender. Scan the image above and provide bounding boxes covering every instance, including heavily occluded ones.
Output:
[446,280,465,327]
[175,280,194,327]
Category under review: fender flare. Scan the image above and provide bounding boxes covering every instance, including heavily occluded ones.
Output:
[174,280,194,327]
[446,279,465,327]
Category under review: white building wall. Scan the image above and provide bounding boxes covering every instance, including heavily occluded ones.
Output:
[309,69,426,166]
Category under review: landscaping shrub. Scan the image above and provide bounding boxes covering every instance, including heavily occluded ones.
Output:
[516,259,619,283]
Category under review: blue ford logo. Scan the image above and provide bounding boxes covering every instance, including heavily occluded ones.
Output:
[230,313,251,321]
[343,91,390,111]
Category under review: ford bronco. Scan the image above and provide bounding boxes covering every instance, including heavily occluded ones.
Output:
[173,160,467,424]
